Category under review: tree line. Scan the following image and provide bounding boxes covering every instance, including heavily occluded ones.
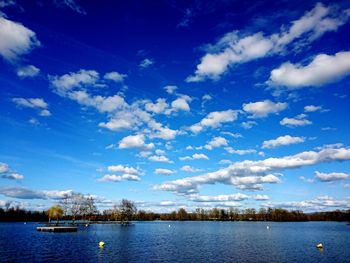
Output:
[0,195,349,222]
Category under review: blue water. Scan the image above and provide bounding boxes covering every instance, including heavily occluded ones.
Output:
[0,221,349,262]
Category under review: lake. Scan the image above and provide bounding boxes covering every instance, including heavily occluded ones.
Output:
[0,221,349,262]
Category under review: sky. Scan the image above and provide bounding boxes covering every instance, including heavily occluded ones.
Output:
[0,0,350,212]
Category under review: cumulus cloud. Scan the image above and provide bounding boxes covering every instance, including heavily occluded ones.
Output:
[118,134,154,150]
[50,69,179,141]
[241,121,257,129]
[155,168,176,175]
[242,100,287,118]
[268,51,350,89]
[145,98,169,114]
[0,16,40,62]
[221,131,242,138]
[314,171,350,182]
[189,109,238,133]
[139,58,154,68]
[16,65,40,78]
[171,95,192,112]
[98,174,140,182]
[107,164,142,175]
[280,114,312,127]
[262,135,305,149]
[188,193,249,202]
[0,186,73,199]
[253,194,269,201]
[98,164,143,182]
[155,146,350,194]
[12,97,52,117]
[149,155,173,163]
[186,3,350,82]
[179,153,209,161]
[225,147,256,155]
[0,162,24,181]
[103,71,127,82]
[144,95,192,115]
[304,105,327,112]
[50,69,101,95]
[204,136,228,150]
[266,196,350,211]
[164,85,177,94]
[181,165,202,173]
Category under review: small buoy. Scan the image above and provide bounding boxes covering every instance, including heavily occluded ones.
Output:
[99,241,105,248]
[85,224,89,227]
[24,222,26,225]
[316,243,323,249]
[266,226,269,230]
[168,225,171,228]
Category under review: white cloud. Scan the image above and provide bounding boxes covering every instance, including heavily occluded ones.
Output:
[139,58,154,68]
[253,194,269,201]
[50,69,100,95]
[299,176,315,183]
[181,165,202,173]
[0,17,40,62]
[118,134,154,150]
[186,3,350,82]
[266,196,350,211]
[179,153,209,161]
[145,98,169,114]
[202,94,212,101]
[0,186,76,199]
[280,114,312,127]
[218,159,232,165]
[241,121,257,129]
[12,97,52,117]
[315,171,350,182]
[16,65,40,78]
[155,168,176,175]
[304,105,325,112]
[164,85,177,94]
[221,131,242,138]
[51,69,179,141]
[149,155,173,163]
[155,146,350,194]
[171,95,191,112]
[107,165,141,175]
[225,147,256,155]
[1,164,24,180]
[189,109,238,133]
[98,174,140,182]
[103,71,127,82]
[268,51,350,88]
[59,0,86,15]
[188,193,249,202]
[0,163,9,173]
[262,135,305,149]
[242,100,287,118]
[192,153,209,160]
[204,136,228,150]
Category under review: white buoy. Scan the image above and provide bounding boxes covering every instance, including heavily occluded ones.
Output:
[168,225,171,228]
[266,226,269,230]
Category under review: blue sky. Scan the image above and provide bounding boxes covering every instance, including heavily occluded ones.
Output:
[0,0,349,212]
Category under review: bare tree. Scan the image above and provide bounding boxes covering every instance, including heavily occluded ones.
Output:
[59,192,94,223]
[119,199,137,224]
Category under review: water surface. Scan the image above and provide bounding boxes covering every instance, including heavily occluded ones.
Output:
[0,221,349,262]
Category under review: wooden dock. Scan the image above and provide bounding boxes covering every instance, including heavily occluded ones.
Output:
[36,226,78,232]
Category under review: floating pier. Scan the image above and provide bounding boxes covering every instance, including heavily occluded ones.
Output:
[36,226,78,232]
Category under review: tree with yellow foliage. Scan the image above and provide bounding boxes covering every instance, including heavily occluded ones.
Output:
[47,205,64,225]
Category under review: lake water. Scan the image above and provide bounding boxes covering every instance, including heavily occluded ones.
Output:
[0,221,349,262]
